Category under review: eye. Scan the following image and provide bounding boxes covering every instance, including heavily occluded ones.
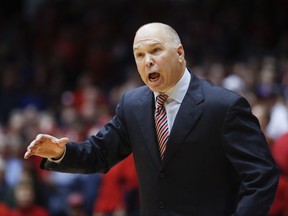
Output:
[135,53,144,59]
[152,48,160,53]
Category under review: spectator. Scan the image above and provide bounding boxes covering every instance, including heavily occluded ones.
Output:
[11,181,49,216]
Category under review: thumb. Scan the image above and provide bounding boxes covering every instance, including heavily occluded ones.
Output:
[58,137,69,148]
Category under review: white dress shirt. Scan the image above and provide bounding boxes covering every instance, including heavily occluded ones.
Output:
[154,68,191,132]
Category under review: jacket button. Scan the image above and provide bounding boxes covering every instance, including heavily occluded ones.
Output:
[159,201,165,209]
[159,172,166,178]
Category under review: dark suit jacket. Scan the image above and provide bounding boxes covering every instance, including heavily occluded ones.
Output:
[42,72,279,216]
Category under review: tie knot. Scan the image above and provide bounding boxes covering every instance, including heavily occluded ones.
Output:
[156,94,168,107]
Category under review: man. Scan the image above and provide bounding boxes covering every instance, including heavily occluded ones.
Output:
[24,22,279,216]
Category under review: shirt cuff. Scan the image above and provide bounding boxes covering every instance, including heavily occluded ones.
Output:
[47,147,66,163]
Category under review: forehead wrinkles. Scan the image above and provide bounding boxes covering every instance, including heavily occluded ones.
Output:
[134,27,169,47]
[133,38,163,51]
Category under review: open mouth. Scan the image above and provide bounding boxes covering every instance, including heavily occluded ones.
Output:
[148,72,160,82]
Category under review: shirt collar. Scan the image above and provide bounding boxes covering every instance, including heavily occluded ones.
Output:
[154,68,191,103]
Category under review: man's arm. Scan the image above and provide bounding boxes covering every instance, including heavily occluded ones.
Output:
[222,97,279,216]
[26,94,132,174]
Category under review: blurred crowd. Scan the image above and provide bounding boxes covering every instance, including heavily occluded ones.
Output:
[1,0,288,215]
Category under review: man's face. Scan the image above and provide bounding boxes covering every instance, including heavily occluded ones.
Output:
[133,26,184,93]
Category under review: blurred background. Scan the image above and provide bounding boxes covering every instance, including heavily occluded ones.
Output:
[1,0,288,215]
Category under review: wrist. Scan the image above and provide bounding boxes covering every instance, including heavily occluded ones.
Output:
[52,151,64,160]
[49,147,66,163]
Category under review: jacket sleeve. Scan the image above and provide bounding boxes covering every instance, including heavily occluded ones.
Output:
[41,93,132,174]
[222,97,279,216]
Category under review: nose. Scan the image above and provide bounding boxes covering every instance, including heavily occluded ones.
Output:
[145,54,154,67]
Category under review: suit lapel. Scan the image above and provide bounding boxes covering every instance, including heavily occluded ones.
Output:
[134,90,161,167]
[161,74,204,168]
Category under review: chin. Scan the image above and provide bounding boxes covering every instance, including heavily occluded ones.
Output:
[147,83,166,93]
[148,86,158,92]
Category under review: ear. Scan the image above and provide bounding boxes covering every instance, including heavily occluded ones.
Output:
[177,44,185,62]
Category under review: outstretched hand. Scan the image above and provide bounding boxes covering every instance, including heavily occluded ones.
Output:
[24,134,69,159]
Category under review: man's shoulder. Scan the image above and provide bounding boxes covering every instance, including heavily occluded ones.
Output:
[197,77,244,107]
[123,85,151,100]
[126,85,150,95]
[118,86,151,111]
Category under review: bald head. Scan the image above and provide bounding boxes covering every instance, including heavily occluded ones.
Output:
[134,22,181,48]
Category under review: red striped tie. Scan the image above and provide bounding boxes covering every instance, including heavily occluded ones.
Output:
[155,94,169,159]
